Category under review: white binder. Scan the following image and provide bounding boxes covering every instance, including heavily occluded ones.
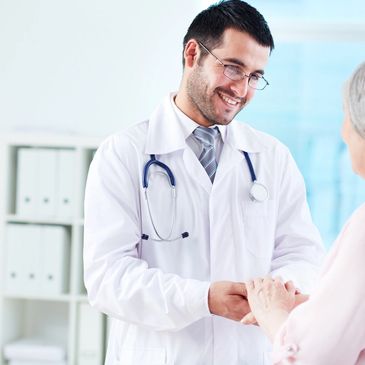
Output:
[41,226,70,295]
[9,361,66,365]
[77,304,105,365]
[5,224,28,294]
[23,225,42,295]
[5,224,70,296]
[4,336,66,361]
[37,149,58,217]
[56,150,76,218]
[16,149,39,216]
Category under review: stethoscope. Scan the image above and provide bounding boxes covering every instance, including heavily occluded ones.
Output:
[141,152,269,242]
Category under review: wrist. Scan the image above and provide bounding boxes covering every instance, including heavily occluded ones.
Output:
[260,309,289,342]
[208,282,220,315]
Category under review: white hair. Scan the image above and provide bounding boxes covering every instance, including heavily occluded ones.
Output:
[347,62,365,138]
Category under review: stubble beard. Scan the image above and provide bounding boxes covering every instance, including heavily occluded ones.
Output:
[186,66,245,126]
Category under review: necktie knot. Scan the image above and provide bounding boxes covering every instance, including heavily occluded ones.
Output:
[193,126,219,147]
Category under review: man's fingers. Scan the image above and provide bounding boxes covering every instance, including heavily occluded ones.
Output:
[245,280,254,294]
[241,282,247,297]
[230,282,247,296]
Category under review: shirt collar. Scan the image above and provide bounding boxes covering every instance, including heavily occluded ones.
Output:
[145,92,266,155]
[171,96,227,143]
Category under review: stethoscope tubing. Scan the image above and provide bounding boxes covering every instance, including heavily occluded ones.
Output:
[143,156,185,241]
[143,154,175,188]
[142,150,268,240]
[243,151,257,182]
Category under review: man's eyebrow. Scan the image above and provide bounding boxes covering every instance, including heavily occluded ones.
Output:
[223,57,265,75]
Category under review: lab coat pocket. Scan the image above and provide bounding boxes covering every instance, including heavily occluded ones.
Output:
[116,347,167,365]
[243,199,270,216]
[242,199,276,258]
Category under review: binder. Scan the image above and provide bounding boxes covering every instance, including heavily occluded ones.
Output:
[17,148,77,219]
[77,304,105,365]
[16,149,39,216]
[41,226,70,295]
[4,336,66,361]
[37,149,58,217]
[5,224,70,296]
[56,150,76,218]
[23,225,42,295]
[5,224,28,294]
[9,361,67,365]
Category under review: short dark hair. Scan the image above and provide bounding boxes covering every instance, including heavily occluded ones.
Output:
[182,0,274,66]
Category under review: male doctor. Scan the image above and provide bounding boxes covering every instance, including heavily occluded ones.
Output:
[84,1,324,364]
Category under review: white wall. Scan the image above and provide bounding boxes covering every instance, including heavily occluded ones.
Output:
[0,0,202,137]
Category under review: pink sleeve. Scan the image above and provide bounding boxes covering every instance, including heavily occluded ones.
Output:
[272,204,365,365]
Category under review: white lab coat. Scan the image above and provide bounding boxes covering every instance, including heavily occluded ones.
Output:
[84,94,324,365]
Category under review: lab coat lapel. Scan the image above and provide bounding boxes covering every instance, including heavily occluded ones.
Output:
[145,94,213,194]
[214,120,266,184]
[214,142,243,184]
[183,148,212,194]
[145,94,186,155]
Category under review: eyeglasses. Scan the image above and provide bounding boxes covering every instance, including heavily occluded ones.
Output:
[198,42,269,90]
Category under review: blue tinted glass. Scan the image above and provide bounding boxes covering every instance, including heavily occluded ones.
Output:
[238,42,365,247]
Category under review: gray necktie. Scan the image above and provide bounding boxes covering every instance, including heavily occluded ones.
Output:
[193,126,219,182]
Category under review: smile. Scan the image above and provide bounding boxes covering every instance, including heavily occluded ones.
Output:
[217,91,240,106]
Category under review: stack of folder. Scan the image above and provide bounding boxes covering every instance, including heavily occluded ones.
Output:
[4,337,67,365]
[16,148,76,218]
[4,224,70,296]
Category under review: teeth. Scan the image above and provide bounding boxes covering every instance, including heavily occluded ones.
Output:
[219,92,238,105]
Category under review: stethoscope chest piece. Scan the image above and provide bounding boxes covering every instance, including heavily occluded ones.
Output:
[242,151,269,203]
[249,181,269,203]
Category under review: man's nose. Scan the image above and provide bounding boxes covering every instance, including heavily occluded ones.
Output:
[230,76,250,98]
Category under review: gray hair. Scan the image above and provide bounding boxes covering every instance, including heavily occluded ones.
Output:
[347,62,365,138]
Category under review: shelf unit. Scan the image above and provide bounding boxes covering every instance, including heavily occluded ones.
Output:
[0,133,103,365]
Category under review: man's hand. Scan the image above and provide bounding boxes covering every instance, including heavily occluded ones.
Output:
[208,281,250,321]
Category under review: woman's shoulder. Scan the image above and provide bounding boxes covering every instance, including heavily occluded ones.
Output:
[346,203,365,231]
[338,202,365,253]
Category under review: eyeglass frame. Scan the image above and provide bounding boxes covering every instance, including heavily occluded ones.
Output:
[197,41,269,90]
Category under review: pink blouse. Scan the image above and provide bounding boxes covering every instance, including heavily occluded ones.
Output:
[272,203,365,365]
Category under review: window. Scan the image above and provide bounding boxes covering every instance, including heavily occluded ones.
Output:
[203,0,365,247]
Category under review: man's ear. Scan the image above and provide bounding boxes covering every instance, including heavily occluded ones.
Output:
[183,39,201,68]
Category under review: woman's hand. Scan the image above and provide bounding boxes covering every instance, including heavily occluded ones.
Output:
[241,277,296,341]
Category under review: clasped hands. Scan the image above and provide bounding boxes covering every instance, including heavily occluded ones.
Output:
[208,279,308,325]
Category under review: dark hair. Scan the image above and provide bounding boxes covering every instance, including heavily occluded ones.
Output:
[182,0,274,66]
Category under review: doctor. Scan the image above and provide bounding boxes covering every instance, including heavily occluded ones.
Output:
[84,1,324,364]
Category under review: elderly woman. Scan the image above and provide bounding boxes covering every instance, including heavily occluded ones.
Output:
[242,62,365,364]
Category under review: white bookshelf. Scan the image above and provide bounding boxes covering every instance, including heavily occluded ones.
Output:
[0,133,104,365]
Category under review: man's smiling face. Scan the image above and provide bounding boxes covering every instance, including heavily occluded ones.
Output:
[185,28,270,127]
